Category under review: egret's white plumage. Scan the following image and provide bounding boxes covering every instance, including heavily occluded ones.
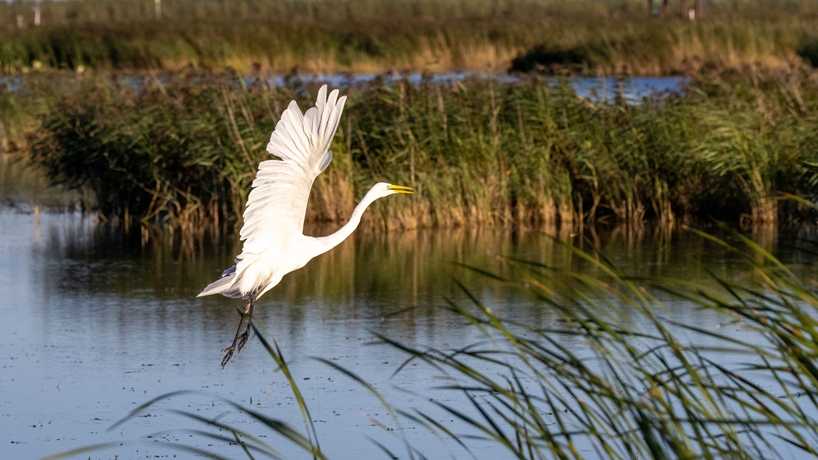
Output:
[197,85,412,365]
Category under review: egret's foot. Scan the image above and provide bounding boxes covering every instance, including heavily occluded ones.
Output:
[237,330,250,353]
[220,300,254,368]
[221,331,250,367]
[221,344,237,368]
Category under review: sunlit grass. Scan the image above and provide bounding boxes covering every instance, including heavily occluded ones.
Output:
[22,72,818,238]
[1,0,817,74]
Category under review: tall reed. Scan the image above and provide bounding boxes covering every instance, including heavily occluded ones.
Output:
[25,73,818,238]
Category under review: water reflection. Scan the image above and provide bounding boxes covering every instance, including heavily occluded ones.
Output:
[31,212,807,349]
[2,209,817,458]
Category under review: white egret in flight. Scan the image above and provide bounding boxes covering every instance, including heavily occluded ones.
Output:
[197,85,413,366]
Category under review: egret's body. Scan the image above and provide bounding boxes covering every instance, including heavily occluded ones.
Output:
[197,85,412,366]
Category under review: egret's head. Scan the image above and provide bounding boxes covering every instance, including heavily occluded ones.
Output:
[370,182,414,199]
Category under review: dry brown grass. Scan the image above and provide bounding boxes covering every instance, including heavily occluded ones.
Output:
[3,0,818,75]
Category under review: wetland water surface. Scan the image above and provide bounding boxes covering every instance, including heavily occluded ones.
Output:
[1,209,814,459]
[3,73,687,105]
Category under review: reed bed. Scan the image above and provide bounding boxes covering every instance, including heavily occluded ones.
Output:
[24,73,818,238]
[48,230,818,459]
[0,77,89,206]
[3,0,818,75]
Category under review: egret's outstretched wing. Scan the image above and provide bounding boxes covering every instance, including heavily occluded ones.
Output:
[238,85,347,260]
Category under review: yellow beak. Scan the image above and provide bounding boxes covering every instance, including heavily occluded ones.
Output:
[387,184,414,195]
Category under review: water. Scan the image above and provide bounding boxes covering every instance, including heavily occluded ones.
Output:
[0,209,813,459]
[3,73,687,104]
[254,72,687,103]
[0,75,22,93]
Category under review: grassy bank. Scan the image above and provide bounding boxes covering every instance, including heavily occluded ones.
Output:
[2,0,818,75]
[24,73,818,236]
[51,233,818,458]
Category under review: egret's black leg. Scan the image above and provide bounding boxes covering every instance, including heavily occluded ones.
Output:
[236,300,255,353]
[221,300,252,367]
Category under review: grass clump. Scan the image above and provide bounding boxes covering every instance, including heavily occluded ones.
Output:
[24,72,818,238]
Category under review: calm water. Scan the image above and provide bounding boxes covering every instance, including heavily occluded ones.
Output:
[251,73,687,103]
[3,73,686,104]
[0,208,814,459]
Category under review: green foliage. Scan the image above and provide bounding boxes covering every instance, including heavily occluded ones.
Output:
[25,73,818,236]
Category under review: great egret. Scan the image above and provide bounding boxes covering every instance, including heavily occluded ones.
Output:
[197,85,413,366]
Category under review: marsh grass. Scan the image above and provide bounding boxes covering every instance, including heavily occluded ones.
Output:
[2,0,818,74]
[0,75,92,206]
[47,228,818,459]
[0,153,85,207]
[25,73,818,239]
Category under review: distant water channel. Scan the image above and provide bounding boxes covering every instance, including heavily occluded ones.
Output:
[2,72,687,104]
[254,72,688,103]
[1,207,815,458]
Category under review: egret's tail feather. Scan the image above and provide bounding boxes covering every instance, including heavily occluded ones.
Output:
[197,274,237,298]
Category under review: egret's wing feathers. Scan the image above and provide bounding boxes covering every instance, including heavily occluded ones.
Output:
[318,151,332,173]
[237,85,346,269]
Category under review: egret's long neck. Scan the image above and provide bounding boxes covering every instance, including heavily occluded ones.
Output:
[316,190,380,253]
